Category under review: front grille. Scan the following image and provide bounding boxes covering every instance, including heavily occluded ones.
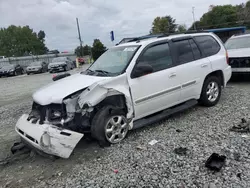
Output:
[28,102,66,124]
[229,57,250,68]
[28,102,46,124]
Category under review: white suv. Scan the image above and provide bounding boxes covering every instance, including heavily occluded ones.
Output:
[15,32,232,158]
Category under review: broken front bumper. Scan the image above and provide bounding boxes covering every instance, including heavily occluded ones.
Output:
[15,114,84,158]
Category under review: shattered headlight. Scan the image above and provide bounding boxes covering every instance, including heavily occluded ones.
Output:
[52,110,61,118]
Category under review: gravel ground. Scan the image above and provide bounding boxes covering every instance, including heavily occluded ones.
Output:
[1,72,250,188]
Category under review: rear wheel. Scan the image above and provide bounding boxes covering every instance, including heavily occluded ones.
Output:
[91,106,129,147]
[199,76,221,107]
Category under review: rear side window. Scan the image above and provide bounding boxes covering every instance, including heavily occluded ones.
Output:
[194,35,220,57]
[174,40,194,64]
[189,39,201,60]
[138,43,173,72]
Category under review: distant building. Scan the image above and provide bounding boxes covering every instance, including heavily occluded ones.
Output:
[205,26,247,42]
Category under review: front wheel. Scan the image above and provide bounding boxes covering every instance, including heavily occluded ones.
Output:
[91,106,129,147]
[199,76,221,107]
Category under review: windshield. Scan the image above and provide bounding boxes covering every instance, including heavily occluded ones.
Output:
[88,45,140,75]
[30,61,41,66]
[225,36,250,50]
[52,57,66,63]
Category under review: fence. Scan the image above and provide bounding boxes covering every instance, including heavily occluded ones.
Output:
[0,53,90,68]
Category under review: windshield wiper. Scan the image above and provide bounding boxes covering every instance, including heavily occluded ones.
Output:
[94,69,111,75]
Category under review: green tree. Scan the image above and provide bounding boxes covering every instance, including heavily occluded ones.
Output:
[189,4,244,30]
[0,25,48,57]
[75,45,91,57]
[150,15,177,34]
[177,24,187,33]
[92,39,107,61]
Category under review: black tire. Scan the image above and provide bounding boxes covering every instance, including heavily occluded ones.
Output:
[27,72,30,75]
[199,76,221,107]
[91,106,129,147]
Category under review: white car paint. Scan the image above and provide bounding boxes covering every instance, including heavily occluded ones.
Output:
[15,32,232,158]
[227,48,250,58]
[16,114,83,158]
[33,73,108,105]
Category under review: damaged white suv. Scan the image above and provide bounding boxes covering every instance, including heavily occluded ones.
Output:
[15,33,232,158]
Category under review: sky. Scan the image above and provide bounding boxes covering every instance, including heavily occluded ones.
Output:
[0,0,247,52]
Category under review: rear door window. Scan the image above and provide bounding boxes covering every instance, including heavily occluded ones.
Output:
[173,40,194,64]
[189,39,201,60]
[194,35,220,57]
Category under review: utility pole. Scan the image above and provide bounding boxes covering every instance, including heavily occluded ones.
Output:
[192,7,197,30]
[76,18,83,56]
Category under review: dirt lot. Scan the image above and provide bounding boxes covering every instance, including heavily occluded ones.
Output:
[1,72,250,188]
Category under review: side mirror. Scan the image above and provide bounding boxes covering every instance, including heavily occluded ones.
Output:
[131,63,153,78]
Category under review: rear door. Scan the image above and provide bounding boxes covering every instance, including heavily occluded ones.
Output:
[171,37,212,101]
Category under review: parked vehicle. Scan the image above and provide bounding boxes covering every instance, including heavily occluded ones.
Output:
[225,33,250,73]
[15,32,231,158]
[0,64,24,77]
[26,61,48,75]
[48,57,73,73]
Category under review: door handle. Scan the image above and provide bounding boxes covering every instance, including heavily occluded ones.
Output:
[201,64,208,68]
[169,73,176,78]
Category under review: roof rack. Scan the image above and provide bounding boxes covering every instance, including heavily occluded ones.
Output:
[184,30,209,34]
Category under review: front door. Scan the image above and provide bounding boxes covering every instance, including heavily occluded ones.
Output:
[128,42,181,120]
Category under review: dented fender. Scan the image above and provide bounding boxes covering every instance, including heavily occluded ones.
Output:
[78,74,134,127]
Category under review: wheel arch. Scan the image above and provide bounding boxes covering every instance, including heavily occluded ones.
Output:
[204,70,224,87]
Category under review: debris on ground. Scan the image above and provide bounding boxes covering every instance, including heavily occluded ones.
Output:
[136,145,147,150]
[174,147,188,156]
[176,129,182,133]
[148,139,159,146]
[230,118,250,133]
[204,182,217,188]
[52,73,71,81]
[113,169,118,174]
[237,173,242,181]
[205,153,226,172]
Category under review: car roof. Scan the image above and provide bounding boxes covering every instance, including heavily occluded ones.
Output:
[115,33,215,48]
[230,33,250,39]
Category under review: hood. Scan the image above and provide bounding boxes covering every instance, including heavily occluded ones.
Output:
[228,48,250,58]
[0,65,14,71]
[33,73,109,105]
[27,65,42,69]
[49,62,66,66]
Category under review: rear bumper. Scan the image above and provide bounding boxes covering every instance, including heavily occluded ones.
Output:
[15,114,84,158]
[223,66,232,86]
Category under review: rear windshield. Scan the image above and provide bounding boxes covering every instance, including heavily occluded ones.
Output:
[225,36,250,50]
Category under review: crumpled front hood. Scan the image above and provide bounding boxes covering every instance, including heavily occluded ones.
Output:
[33,73,109,105]
[228,48,250,58]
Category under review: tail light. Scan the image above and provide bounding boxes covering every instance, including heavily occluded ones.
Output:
[226,50,229,65]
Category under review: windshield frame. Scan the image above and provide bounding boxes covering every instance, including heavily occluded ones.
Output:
[86,45,141,76]
[225,36,250,50]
